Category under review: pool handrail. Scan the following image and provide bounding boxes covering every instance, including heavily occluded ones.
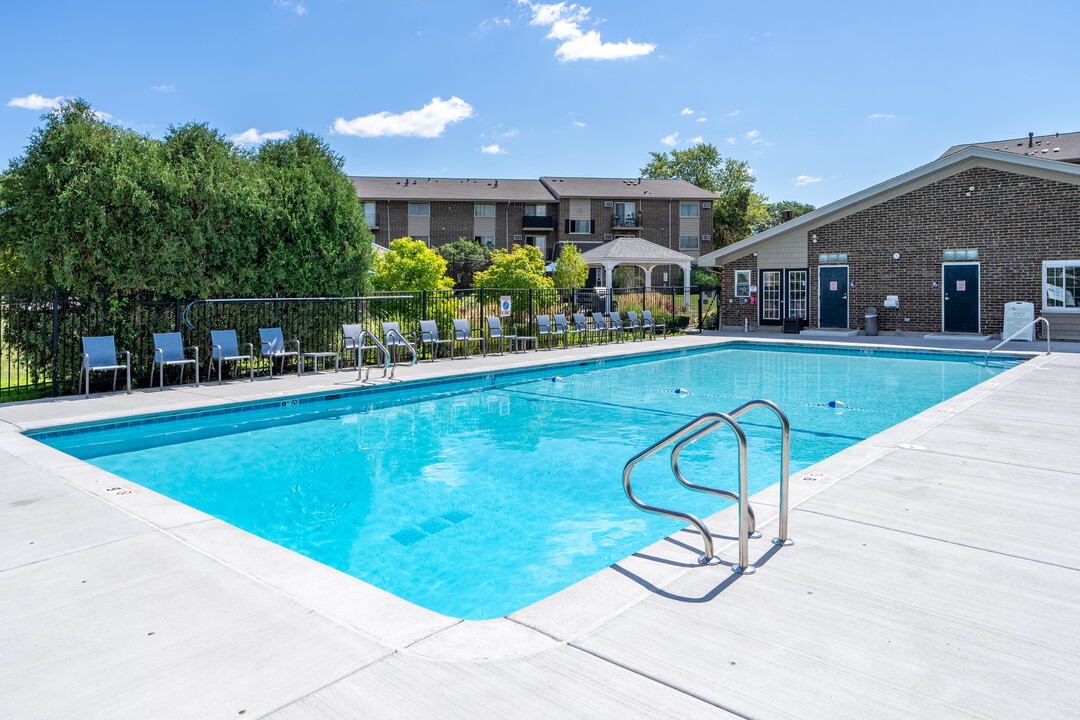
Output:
[623,411,755,573]
[349,329,390,382]
[984,317,1050,365]
[383,327,417,378]
[672,399,793,547]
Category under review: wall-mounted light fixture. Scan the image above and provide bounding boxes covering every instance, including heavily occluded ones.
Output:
[811,234,818,243]
[892,252,901,260]
[932,281,939,289]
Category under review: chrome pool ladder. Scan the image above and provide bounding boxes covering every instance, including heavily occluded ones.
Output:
[622,400,792,575]
[984,317,1050,365]
[352,329,417,382]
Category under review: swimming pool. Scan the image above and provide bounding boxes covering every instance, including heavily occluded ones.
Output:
[30,343,1020,620]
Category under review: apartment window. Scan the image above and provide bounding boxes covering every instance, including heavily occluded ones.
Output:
[735,270,751,297]
[475,236,495,248]
[568,219,594,234]
[1044,261,1080,311]
[818,253,848,264]
[944,248,978,261]
[679,203,700,218]
[413,236,430,246]
[679,235,699,251]
[408,203,429,216]
[615,202,636,224]
[362,201,376,227]
[525,204,546,216]
[474,203,496,217]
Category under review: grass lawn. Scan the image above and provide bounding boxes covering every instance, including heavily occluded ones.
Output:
[1,345,51,402]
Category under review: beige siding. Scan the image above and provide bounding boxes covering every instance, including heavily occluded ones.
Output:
[407,216,430,237]
[473,217,496,236]
[678,217,700,237]
[568,200,590,219]
[756,232,808,268]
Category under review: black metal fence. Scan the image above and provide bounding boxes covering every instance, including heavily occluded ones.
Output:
[0,286,703,402]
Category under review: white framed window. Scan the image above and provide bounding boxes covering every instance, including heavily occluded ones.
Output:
[735,269,751,297]
[679,202,700,218]
[474,203,495,217]
[408,203,429,216]
[679,235,699,250]
[1044,260,1080,311]
[361,201,376,226]
[569,219,592,234]
[525,204,546,216]
[475,236,495,248]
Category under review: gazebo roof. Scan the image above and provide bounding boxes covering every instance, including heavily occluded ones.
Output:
[579,237,693,265]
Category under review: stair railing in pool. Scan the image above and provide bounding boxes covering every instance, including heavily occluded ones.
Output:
[623,412,755,574]
[984,317,1050,365]
[383,327,418,379]
[687,399,793,548]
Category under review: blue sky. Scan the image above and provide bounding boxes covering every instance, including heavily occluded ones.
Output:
[4,0,1080,208]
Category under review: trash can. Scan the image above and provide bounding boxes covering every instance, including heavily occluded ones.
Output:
[864,307,878,336]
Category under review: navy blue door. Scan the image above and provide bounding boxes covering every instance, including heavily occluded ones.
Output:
[819,266,848,328]
[943,264,979,333]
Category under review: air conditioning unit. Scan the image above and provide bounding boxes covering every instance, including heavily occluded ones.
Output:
[702,234,712,241]
[702,201,712,208]
[603,233,613,240]
[513,234,522,242]
[604,201,613,207]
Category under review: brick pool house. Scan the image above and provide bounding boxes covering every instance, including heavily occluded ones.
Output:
[697,146,1080,339]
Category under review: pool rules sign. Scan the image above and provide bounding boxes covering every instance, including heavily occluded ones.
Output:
[500,296,512,317]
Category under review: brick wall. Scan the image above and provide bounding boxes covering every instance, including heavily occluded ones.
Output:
[807,166,1080,336]
[719,255,759,328]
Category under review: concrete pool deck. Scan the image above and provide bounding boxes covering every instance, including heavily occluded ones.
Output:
[1,333,1078,718]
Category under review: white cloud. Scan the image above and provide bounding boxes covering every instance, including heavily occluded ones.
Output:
[480,144,507,154]
[746,129,762,144]
[477,17,511,32]
[228,128,291,146]
[697,117,707,123]
[517,1,655,61]
[150,85,175,92]
[94,110,113,121]
[726,137,736,145]
[8,93,62,111]
[660,132,679,146]
[681,107,694,115]
[868,113,895,119]
[728,109,741,117]
[333,97,475,138]
[689,136,703,143]
[274,0,307,15]
[573,121,587,127]
[794,175,823,186]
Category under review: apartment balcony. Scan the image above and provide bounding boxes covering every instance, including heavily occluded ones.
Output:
[611,216,642,229]
[522,215,555,231]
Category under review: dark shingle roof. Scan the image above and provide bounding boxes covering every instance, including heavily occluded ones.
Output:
[940,131,1080,163]
[540,177,717,200]
[349,177,555,202]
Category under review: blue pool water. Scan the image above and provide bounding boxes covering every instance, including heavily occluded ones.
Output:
[32,344,1019,619]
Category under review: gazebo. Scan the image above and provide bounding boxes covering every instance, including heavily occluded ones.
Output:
[579,237,694,311]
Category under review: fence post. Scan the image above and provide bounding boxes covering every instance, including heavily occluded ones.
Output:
[479,288,484,323]
[528,288,534,334]
[175,298,182,332]
[642,284,646,311]
[698,287,703,333]
[422,290,429,321]
[274,292,280,327]
[355,291,360,324]
[51,288,59,397]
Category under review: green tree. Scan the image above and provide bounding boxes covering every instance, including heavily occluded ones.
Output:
[763,200,816,230]
[640,142,769,245]
[552,243,588,288]
[0,99,373,297]
[436,237,492,288]
[371,237,454,291]
[473,245,552,289]
[255,131,374,295]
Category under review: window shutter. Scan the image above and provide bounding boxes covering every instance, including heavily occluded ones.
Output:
[590,220,596,234]
[565,219,570,233]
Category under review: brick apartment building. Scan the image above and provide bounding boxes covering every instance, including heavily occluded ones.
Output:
[349,175,716,287]
[697,144,1080,339]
